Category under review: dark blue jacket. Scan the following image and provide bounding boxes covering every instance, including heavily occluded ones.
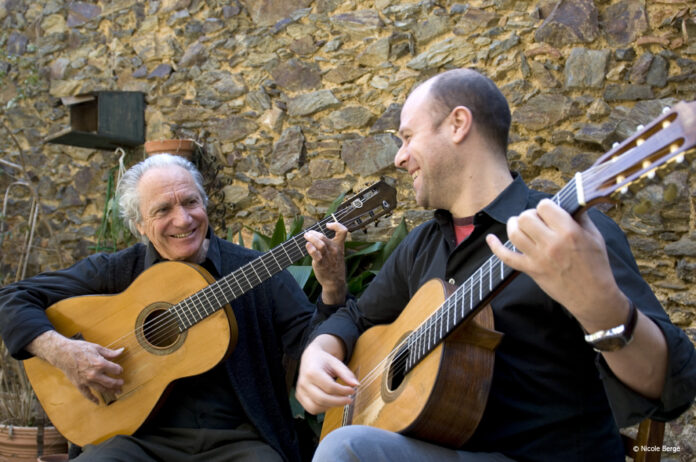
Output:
[0,229,331,462]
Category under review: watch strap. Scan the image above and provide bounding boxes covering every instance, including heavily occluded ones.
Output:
[584,300,638,352]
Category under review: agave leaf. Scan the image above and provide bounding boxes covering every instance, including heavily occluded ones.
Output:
[270,215,287,247]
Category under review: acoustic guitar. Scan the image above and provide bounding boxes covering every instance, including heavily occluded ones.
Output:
[23,180,396,447]
[321,101,696,447]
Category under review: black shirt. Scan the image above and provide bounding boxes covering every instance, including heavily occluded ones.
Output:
[313,174,696,462]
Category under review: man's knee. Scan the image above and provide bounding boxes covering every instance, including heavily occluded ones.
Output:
[313,426,379,461]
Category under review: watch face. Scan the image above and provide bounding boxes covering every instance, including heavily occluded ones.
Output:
[591,336,627,352]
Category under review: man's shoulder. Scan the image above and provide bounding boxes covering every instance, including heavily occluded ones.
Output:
[86,242,147,266]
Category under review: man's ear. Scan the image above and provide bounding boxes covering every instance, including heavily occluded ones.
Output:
[450,106,473,144]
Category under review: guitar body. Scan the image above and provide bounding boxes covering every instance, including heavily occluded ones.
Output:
[23,261,238,447]
[321,279,503,447]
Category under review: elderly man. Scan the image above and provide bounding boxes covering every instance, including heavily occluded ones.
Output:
[296,69,696,462]
[0,153,347,462]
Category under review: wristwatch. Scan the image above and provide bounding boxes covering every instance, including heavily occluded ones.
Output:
[584,301,638,352]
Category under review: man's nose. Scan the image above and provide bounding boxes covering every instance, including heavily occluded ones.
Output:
[172,205,193,225]
[394,144,409,169]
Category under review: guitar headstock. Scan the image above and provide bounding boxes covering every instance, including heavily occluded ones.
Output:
[334,180,397,232]
[580,100,696,205]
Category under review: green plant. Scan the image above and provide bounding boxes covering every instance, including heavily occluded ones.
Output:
[91,161,136,253]
[237,196,408,443]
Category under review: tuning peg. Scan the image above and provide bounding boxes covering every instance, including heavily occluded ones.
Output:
[636,124,644,132]
[662,106,671,114]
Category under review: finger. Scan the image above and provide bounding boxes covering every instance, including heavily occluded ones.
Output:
[305,243,324,265]
[78,384,99,404]
[310,384,354,410]
[504,216,535,256]
[100,346,125,359]
[95,347,124,376]
[576,209,602,239]
[328,358,359,388]
[513,209,552,252]
[304,232,326,255]
[325,222,348,244]
[535,198,576,231]
[297,384,352,415]
[486,233,525,272]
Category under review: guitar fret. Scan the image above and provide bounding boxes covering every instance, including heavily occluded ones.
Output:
[181,298,193,328]
[292,237,305,256]
[241,265,253,291]
[194,292,207,321]
[441,305,445,339]
[419,323,425,357]
[406,335,413,369]
[280,241,293,264]
[209,285,223,312]
[171,306,185,331]
[258,257,272,279]
[478,267,482,302]
[428,317,434,349]
[249,261,262,285]
[192,292,206,323]
[268,249,282,272]
[221,276,238,300]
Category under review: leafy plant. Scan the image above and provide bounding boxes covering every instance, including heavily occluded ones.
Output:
[236,196,408,445]
[91,164,136,253]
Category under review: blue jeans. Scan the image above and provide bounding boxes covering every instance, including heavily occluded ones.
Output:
[314,425,515,462]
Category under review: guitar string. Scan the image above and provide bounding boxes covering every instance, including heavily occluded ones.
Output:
[99,204,364,368]
[344,159,632,414]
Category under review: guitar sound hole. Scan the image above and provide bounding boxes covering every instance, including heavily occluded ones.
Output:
[387,347,410,391]
[142,309,180,348]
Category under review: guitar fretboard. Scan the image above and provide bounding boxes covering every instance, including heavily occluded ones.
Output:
[402,175,585,374]
[169,218,337,331]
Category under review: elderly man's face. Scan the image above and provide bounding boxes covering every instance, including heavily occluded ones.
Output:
[135,165,208,262]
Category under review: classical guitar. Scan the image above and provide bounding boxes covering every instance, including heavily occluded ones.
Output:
[321,101,696,447]
[23,180,396,447]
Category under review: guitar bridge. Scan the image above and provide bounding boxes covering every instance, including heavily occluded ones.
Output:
[98,390,118,405]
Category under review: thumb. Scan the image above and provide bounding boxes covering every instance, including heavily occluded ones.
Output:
[326,355,359,388]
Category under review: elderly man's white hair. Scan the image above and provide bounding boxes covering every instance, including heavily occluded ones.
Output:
[116,153,208,243]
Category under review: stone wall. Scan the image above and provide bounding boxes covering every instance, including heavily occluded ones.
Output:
[0,0,694,458]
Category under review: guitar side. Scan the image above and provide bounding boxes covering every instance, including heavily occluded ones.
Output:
[23,261,237,446]
[321,279,502,447]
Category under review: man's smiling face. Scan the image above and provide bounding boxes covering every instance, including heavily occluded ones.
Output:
[135,165,209,262]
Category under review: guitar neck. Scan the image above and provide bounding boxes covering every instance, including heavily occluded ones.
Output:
[403,178,584,374]
[169,217,336,331]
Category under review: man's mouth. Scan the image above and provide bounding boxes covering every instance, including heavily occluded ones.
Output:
[172,230,194,239]
[412,171,420,181]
